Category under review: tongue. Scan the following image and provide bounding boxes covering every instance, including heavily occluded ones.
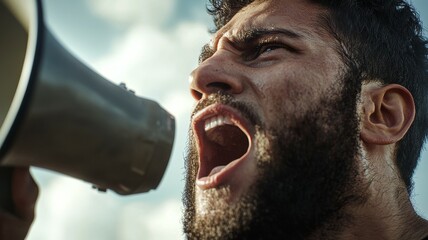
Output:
[209,165,226,176]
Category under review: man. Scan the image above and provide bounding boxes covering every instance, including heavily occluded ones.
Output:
[2,0,428,239]
[183,0,428,239]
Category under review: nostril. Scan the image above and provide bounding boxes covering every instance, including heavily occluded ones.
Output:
[191,89,203,100]
[207,82,232,92]
[191,82,233,100]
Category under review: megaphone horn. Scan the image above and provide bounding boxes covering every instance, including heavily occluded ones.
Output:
[0,0,175,199]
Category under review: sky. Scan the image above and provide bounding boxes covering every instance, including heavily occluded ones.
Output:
[23,0,428,239]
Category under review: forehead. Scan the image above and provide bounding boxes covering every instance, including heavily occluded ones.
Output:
[213,0,330,44]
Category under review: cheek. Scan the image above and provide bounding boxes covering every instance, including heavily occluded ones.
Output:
[257,72,321,127]
[250,52,342,127]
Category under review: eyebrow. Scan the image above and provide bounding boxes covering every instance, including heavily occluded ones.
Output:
[235,27,302,43]
[199,43,214,64]
[198,27,303,63]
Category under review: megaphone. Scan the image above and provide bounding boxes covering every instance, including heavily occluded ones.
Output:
[0,0,175,204]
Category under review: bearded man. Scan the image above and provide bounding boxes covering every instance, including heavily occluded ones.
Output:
[183,0,428,239]
[2,0,428,240]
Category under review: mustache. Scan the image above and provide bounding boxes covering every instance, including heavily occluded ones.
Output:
[191,93,262,127]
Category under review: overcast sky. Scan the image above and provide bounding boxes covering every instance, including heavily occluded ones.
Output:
[24,0,428,239]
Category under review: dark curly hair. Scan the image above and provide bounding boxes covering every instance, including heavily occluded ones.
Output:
[206,0,428,193]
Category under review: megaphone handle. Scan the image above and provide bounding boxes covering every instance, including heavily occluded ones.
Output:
[0,167,14,213]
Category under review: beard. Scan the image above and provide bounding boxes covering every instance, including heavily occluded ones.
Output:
[183,72,367,240]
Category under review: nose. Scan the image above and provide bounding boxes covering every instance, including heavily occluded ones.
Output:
[189,53,244,100]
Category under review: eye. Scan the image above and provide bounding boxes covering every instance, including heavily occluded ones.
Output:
[242,42,289,61]
[257,44,282,55]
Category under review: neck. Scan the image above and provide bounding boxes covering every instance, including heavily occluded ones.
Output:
[310,144,428,240]
[337,188,428,240]
[337,144,428,240]
[309,177,428,240]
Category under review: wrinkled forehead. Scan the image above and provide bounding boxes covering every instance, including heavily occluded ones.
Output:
[212,0,330,46]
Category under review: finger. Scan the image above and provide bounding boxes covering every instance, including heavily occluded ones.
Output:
[11,167,39,221]
[0,210,32,240]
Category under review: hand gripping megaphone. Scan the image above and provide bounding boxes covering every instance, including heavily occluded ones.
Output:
[0,0,175,210]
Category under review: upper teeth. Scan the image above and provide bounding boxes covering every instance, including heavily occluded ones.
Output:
[204,115,233,131]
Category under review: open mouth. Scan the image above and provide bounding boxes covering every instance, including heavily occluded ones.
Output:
[192,104,253,186]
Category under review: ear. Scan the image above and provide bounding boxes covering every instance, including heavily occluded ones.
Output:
[360,84,415,145]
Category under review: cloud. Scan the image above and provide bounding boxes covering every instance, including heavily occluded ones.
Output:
[117,199,183,240]
[28,172,184,240]
[91,21,210,117]
[28,175,122,240]
[86,0,176,27]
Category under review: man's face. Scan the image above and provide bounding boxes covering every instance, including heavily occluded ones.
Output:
[184,0,365,239]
